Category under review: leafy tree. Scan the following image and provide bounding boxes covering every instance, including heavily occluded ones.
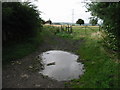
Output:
[86,2,120,52]
[41,19,45,24]
[2,2,42,45]
[76,19,84,25]
[89,17,98,26]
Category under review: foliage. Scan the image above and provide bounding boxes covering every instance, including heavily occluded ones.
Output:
[86,2,120,52]
[102,30,118,52]
[56,32,73,38]
[62,26,119,88]
[89,17,98,26]
[2,2,43,63]
[41,19,45,24]
[3,29,43,64]
[76,19,84,25]
[69,38,118,88]
[2,2,42,45]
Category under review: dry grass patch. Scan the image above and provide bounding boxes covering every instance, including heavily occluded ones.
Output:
[90,31,103,40]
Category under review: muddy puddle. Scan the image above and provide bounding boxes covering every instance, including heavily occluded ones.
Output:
[38,50,84,81]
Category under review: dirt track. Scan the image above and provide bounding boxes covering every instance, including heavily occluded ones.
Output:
[3,34,84,88]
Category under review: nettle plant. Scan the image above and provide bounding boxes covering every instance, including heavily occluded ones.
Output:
[103,30,118,52]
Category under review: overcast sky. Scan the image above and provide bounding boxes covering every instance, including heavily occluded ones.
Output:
[30,0,92,23]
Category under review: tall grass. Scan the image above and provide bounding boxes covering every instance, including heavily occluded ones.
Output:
[3,26,58,64]
[3,29,43,64]
[42,26,119,88]
[56,26,119,88]
[73,37,118,88]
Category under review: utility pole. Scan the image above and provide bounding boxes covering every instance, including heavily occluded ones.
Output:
[72,9,74,25]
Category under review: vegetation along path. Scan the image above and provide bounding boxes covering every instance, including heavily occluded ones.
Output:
[3,27,84,88]
[3,2,119,88]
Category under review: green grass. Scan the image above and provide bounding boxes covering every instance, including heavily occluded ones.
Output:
[3,25,60,64]
[71,38,118,88]
[3,26,58,64]
[3,25,119,88]
[3,29,43,64]
[56,26,119,88]
[56,32,73,38]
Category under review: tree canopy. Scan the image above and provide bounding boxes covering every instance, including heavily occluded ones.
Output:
[86,2,120,51]
[76,19,84,25]
[2,2,42,45]
[89,17,98,26]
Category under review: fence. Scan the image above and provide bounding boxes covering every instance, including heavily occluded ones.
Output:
[51,24,101,36]
[54,24,73,34]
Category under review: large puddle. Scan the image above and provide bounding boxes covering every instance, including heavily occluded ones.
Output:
[38,50,84,81]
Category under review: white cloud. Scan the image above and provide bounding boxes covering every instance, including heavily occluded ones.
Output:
[32,0,92,23]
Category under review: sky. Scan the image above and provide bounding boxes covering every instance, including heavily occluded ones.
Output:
[30,0,92,23]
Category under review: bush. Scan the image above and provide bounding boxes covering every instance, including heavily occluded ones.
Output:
[87,2,120,53]
[2,2,42,45]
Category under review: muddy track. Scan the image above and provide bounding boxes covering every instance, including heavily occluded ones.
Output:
[2,35,84,88]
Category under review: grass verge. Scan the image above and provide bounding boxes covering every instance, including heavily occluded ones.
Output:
[68,38,118,88]
[3,29,43,64]
[55,26,119,88]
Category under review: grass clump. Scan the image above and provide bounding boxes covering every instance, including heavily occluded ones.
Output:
[73,38,118,88]
[56,32,73,38]
[62,26,119,88]
[3,29,43,64]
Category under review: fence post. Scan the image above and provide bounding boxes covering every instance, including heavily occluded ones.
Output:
[69,25,72,33]
[67,24,69,33]
[65,26,67,33]
[85,25,87,35]
[61,25,62,32]
[99,25,101,31]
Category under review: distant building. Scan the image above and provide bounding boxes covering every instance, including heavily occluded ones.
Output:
[45,19,52,25]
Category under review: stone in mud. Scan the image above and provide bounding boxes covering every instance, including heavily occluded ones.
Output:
[47,62,55,66]
[20,74,29,78]
[34,84,41,87]
[29,66,33,69]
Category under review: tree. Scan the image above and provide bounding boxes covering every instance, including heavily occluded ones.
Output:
[89,17,98,26]
[41,19,45,24]
[86,2,120,51]
[2,2,42,44]
[76,19,84,25]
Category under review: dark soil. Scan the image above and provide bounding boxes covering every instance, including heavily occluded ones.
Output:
[2,34,84,88]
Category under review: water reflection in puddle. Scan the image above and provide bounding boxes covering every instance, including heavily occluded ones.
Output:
[39,50,84,81]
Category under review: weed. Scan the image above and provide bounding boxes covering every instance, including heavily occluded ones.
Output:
[59,26,119,88]
[3,29,43,64]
